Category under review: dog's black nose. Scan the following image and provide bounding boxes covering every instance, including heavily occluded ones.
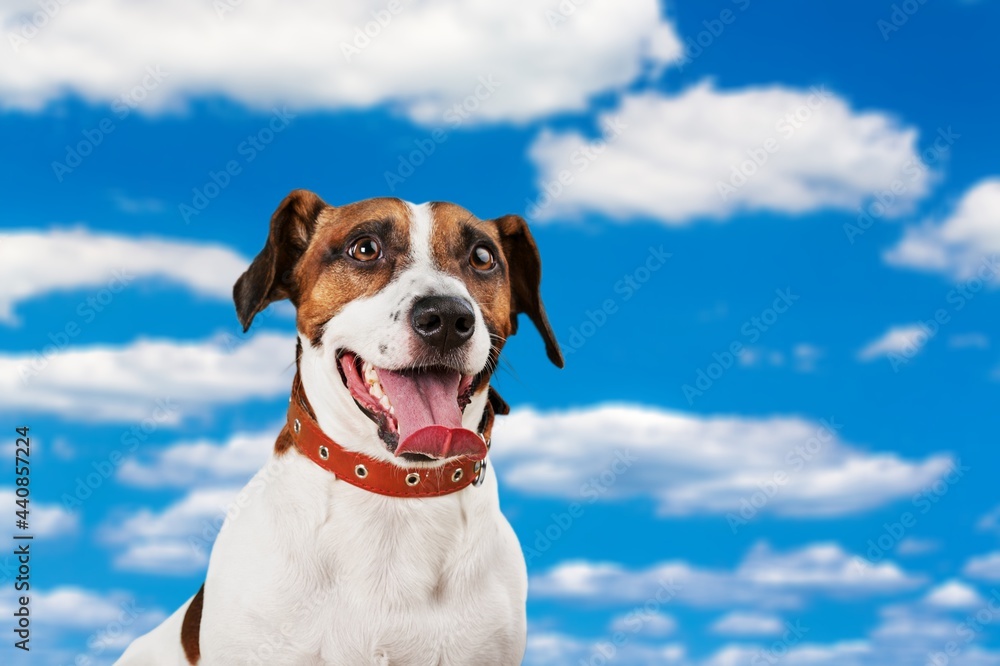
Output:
[411,296,476,352]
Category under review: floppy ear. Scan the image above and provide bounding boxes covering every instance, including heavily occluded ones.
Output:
[233,189,328,332]
[494,214,564,368]
[488,386,510,415]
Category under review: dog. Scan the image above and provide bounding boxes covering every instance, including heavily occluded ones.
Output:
[117,190,563,665]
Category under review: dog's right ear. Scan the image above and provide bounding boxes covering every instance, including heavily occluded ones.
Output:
[233,189,328,332]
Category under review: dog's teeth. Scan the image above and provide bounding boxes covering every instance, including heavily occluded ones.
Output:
[358,360,391,410]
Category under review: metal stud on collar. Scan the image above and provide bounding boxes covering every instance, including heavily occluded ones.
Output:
[405,472,420,486]
[293,418,301,434]
[318,445,329,460]
[354,464,367,478]
[451,468,464,483]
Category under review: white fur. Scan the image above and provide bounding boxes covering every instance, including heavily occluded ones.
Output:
[117,201,526,665]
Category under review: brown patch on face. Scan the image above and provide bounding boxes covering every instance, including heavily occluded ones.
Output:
[427,202,563,388]
[428,202,514,357]
[294,198,412,345]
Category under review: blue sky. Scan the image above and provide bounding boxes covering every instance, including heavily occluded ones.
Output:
[2,0,999,664]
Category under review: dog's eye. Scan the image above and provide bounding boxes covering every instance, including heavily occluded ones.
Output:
[469,244,496,271]
[348,237,381,262]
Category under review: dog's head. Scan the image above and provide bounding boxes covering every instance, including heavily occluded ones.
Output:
[234,189,562,465]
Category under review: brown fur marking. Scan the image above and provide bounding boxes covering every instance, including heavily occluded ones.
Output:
[181,584,205,664]
[294,198,412,344]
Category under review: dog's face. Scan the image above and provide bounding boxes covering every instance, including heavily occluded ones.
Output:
[234,190,562,465]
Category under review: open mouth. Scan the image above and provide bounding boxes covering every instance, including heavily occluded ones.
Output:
[337,350,487,462]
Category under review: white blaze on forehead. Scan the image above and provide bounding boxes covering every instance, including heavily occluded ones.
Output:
[400,201,474,301]
[405,201,436,268]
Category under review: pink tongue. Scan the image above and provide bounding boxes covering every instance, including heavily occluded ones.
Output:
[378,368,487,460]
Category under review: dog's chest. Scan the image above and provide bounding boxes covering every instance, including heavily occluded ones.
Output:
[204,456,526,665]
[308,499,521,664]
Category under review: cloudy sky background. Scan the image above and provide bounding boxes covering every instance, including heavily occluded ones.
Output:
[1,0,999,663]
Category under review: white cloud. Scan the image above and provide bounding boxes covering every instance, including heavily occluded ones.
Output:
[737,346,785,368]
[1,333,295,423]
[114,541,210,576]
[0,0,679,124]
[0,489,77,537]
[110,191,167,215]
[609,611,677,638]
[103,487,241,575]
[524,632,685,666]
[923,580,984,609]
[964,552,1000,582]
[33,588,157,629]
[0,586,166,661]
[857,324,931,361]
[105,452,295,575]
[532,597,1000,666]
[895,537,941,556]
[793,343,824,373]
[886,177,1000,283]
[710,611,785,636]
[531,542,924,610]
[863,601,1000,665]
[701,642,873,666]
[0,228,248,325]
[118,428,278,488]
[491,405,952,517]
[527,83,927,224]
[977,505,1000,535]
[532,595,1000,666]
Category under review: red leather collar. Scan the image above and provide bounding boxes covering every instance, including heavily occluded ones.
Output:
[286,376,490,498]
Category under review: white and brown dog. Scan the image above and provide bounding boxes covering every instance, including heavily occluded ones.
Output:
[117,190,563,665]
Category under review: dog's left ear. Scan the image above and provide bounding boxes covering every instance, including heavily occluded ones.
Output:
[234,189,328,332]
[494,214,564,368]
